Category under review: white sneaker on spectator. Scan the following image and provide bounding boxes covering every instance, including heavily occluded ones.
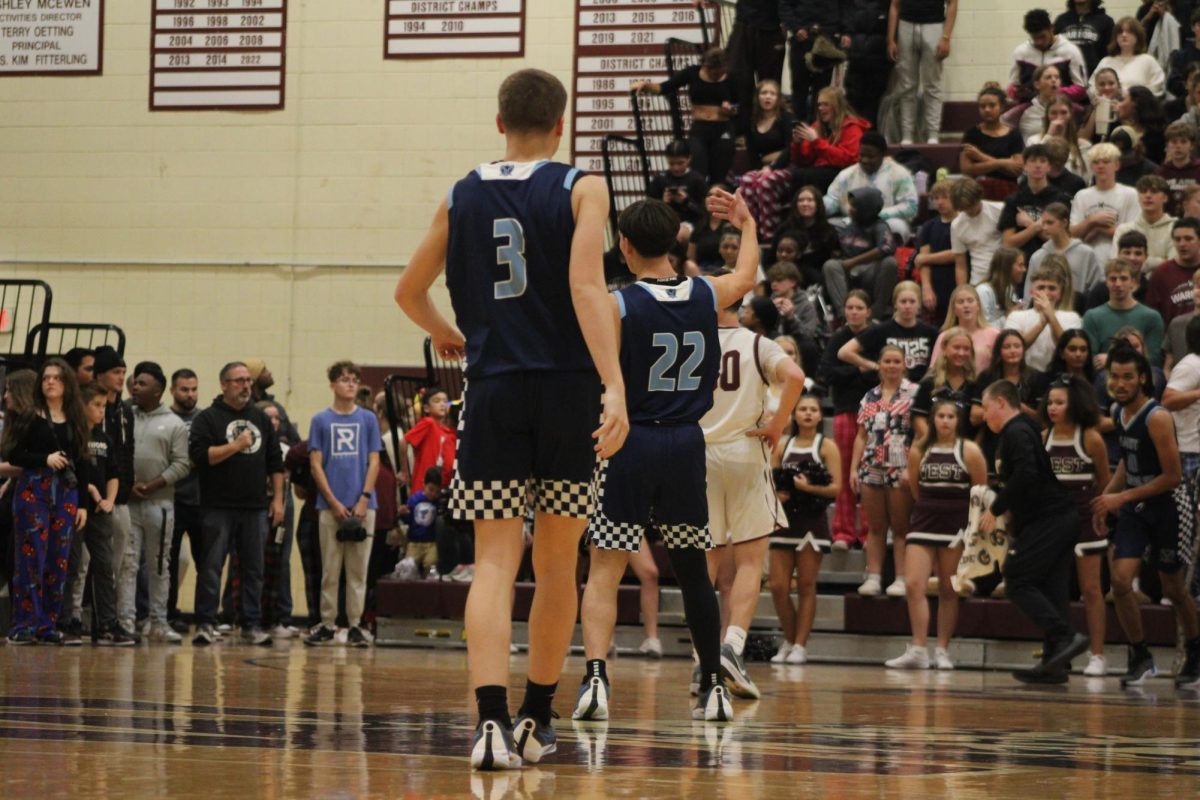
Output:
[858,577,882,596]
[770,642,792,663]
[447,564,467,580]
[926,137,939,144]
[1083,654,1107,676]
[452,565,476,583]
[885,644,930,669]
[216,623,233,634]
[270,625,296,640]
[638,637,663,658]
[933,647,954,670]
[900,139,914,146]
[786,644,807,664]
[428,567,440,580]
[335,628,349,645]
[831,539,850,552]
[885,578,907,597]
[147,623,182,644]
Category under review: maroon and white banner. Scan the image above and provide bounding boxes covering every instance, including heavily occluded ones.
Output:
[150,0,286,110]
[385,0,524,59]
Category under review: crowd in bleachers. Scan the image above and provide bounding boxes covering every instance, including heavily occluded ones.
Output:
[608,0,1200,681]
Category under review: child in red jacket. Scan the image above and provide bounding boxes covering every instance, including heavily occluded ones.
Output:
[406,387,455,493]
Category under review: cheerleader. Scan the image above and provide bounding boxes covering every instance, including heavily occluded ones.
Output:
[1042,374,1111,676]
[769,395,841,665]
[886,398,987,669]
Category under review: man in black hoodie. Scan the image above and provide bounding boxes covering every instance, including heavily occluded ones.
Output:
[1053,0,1113,77]
[189,361,285,646]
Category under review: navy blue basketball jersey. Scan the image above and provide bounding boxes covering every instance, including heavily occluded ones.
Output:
[616,276,720,424]
[445,160,593,379]
[1114,399,1170,494]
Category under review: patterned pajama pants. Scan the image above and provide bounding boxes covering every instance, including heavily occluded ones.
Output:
[9,469,78,637]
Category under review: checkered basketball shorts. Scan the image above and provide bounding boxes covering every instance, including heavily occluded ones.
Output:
[587,457,712,551]
[449,476,596,521]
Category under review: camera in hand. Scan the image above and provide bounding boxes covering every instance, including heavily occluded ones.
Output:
[336,516,368,543]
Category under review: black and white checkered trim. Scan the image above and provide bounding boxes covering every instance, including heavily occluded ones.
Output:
[449,478,527,520]
[534,478,596,519]
[658,523,712,550]
[589,512,711,551]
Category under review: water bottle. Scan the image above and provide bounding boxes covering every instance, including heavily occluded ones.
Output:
[914,170,928,194]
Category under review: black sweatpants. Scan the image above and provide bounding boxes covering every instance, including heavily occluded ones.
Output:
[1003,508,1079,655]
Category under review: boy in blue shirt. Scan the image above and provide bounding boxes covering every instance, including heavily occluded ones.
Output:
[404,466,443,578]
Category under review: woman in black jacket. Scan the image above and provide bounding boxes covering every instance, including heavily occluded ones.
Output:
[3,358,90,645]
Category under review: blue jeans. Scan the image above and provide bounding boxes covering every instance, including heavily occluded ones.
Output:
[195,508,267,628]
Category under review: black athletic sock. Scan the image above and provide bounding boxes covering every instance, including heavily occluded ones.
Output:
[665,547,721,694]
[475,685,511,728]
[584,658,608,684]
[518,679,557,726]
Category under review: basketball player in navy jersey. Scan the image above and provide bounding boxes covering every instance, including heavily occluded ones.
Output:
[1092,343,1200,688]
[395,69,629,771]
[572,193,759,725]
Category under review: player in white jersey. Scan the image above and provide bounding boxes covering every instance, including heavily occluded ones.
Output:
[700,282,806,698]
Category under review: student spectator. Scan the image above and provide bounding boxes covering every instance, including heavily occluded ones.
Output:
[1113,175,1177,273]
[1028,201,1104,307]
[1055,0,1115,76]
[738,80,797,247]
[911,326,978,442]
[1136,0,1190,45]
[914,179,959,325]
[1083,258,1165,366]
[946,181,1002,289]
[1009,9,1089,109]
[1006,256,1083,370]
[648,141,710,234]
[849,344,917,598]
[1071,143,1141,265]
[1148,217,1200,326]
[1010,64,1066,144]
[166,369,200,633]
[189,362,284,647]
[245,358,299,446]
[285,438,322,628]
[931,285,1000,372]
[404,386,456,495]
[1163,268,1200,371]
[1081,67,1124,143]
[825,131,919,240]
[789,86,869,194]
[978,247,1029,328]
[780,0,845,117]
[1181,69,1200,129]
[885,0,958,145]
[1111,125,1161,187]
[726,0,786,130]
[1162,316,1200,482]
[304,361,382,648]
[972,328,1045,430]
[959,86,1026,199]
[839,281,939,381]
[1090,17,1166,97]
[1042,137,1088,200]
[1116,85,1169,163]
[124,363,189,643]
[404,466,443,579]
[5,359,90,645]
[776,185,841,286]
[822,186,900,319]
[1167,9,1200,103]
[1185,183,1200,218]
[1155,121,1200,216]
[63,348,94,387]
[740,294,782,337]
[766,262,821,372]
[687,183,733,272]
[820,290,875,550]
[1000,143,1071,263]
[634,48,737,186]
[843,0,894,126]
[1027,94,1093,181]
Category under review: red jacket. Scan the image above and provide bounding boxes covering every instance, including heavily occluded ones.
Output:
[406,416,456,492]
[791,116,869,169]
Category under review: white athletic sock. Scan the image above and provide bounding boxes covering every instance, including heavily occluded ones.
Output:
[724,626,747,655]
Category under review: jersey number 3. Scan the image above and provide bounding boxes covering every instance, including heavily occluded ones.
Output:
[493,218,527,300]
[649,332,705,392]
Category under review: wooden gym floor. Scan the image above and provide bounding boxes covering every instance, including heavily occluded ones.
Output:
[0,645,1197,799]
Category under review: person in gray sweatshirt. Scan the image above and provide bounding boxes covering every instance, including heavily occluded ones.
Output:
[122,362,190,642]
[1026,201,1103,311]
